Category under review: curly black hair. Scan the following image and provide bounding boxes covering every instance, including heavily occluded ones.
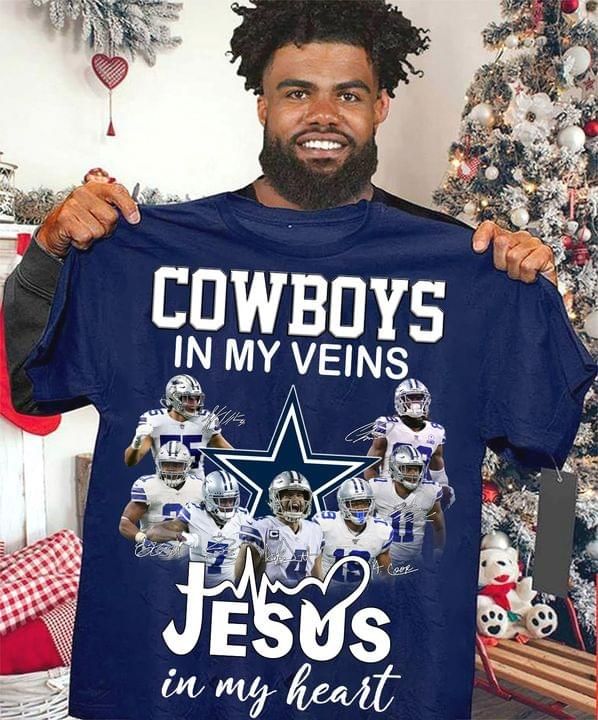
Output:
[227,0,430,98]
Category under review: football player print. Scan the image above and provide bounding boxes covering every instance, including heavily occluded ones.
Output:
[366,378,455,510]
[119,441,204,546]
[369,445,446,567]
[125,374,233,476]
[237,471,324,586]
[144,470,249,586]
[313,478,393,583]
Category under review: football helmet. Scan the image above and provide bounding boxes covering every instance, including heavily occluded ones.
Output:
[162,374,205,419]
[268,470,312,522]
[394,378,431,419]
[156,441,192,488]
[337,477,374,526]
[203,470,240,522]
[389,444,426,491]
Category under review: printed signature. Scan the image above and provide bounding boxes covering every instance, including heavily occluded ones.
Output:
[344,421,377,443]
[134,540,185,559]
[370,560,419,576]
[201,405,246,429]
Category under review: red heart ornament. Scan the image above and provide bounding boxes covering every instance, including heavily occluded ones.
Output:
[92,54,128,90]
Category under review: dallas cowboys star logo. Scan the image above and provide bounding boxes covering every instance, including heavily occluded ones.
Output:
[201,386,378,517]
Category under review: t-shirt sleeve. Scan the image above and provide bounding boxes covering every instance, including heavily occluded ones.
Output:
[239,520,265,552]
[130,479,148,504]
[23,250,107,413]
[480,275,596,469]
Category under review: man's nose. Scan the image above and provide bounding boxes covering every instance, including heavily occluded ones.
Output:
[304,95,341,125]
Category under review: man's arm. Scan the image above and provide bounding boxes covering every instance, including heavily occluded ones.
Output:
[3,238,63,414]
[118,501,150,542]
[208,433,233,449]
[145,518,187,543]
[428,500,446,562]
[365,436,387,480]
[3,177,139,415]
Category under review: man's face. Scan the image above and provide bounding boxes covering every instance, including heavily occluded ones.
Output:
[257,42,390,209]
[279,488,309,515]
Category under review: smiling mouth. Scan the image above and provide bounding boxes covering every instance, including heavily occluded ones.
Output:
[296,138,349,159]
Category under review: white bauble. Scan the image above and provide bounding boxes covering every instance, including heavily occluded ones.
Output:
[485,165,499,180]
[557,125,586,151]
[464,201,477,216]
[481,531,512,551]
[510,207,530,228]
[505,34,519,49]
[524,37,535,48]
[583,309,598,339]
[586,538,598,560]
[563,46,592,76]
[566,220,579,234]
[577,226,592,242]
[470,102,494,126]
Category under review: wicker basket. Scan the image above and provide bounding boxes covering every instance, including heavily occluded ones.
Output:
[0,666,70,720]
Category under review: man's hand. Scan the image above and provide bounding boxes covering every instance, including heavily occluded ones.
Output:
[37,181,140,258]
[472,221,557,286]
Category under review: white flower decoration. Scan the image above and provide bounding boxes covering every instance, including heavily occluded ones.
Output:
[504,92,557,146]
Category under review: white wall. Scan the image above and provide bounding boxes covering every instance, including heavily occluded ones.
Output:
[0,0,501,542]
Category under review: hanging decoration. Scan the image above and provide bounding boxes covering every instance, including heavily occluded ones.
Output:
[91,52,129,136]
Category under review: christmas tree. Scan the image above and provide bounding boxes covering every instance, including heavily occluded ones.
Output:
[434,0,597,650]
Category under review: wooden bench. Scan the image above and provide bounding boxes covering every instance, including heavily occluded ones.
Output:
[475,621,596,720]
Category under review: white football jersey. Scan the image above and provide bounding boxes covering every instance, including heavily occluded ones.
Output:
[135,407,222,475]
[372,415,445,476]
[313,511,393,582]
[130,473,204,529]
[370,477,442,563]
[177,504,249,584]
[239,516,323,587]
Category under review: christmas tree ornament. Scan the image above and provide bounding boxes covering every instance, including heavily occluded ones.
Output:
[566,220,580,234]
[577,226,592,242]
[561,0,579,11]
[0,151,18,223]
[482,481,501,504]
[484,165,499,180]
[92,53,129,136]
[469,102,494,126]
[562,234,575,250]
[504,92,557,146]
[583,119,598,137]
[557,125,587,151]
[583,308,598,338]
[464,201,477,216]
[510,207,530,228]
[573,242,590,265]
[505,34,519,49]
[481,531,512,551]
[586,537,598,560]
[457,157,481,181]
[563,46,592,76]
[523,37,536,48]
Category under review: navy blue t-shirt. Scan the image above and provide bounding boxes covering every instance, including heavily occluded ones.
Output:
[26,191,595,720]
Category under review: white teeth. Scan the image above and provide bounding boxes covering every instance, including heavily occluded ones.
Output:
[301,140,343,150]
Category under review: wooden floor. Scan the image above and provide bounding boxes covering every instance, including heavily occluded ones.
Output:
[471,681,595,720]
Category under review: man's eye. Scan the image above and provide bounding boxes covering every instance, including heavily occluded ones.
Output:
[341,92,360,102]
[288,90,308,99]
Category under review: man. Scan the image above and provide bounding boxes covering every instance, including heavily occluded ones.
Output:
[144,470,248,584]
[237,470,323,586]
[366,378,455,508]
[313,477,393,582]
[118,441,203,544]
[4,2,557,416]
[369,444,445,565]
[125,374,232,473]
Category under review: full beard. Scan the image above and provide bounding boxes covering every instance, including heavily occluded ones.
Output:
[258,129,378,210]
